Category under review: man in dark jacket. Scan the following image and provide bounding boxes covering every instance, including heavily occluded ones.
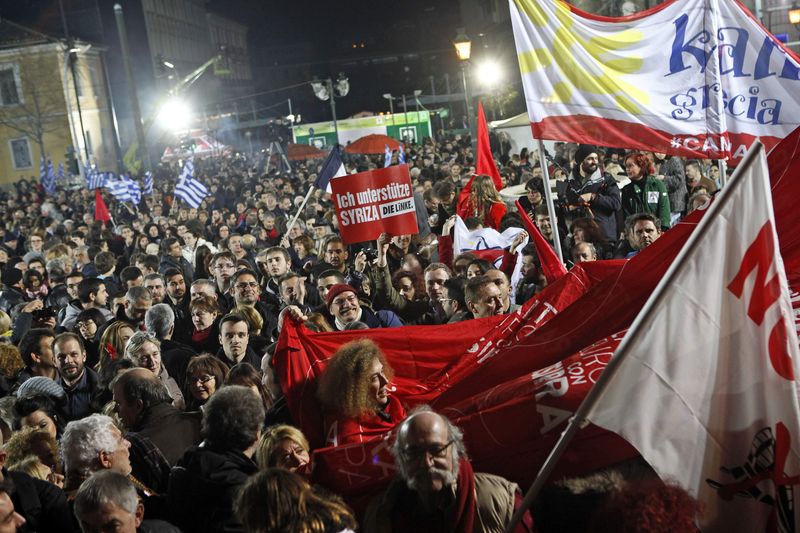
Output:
[556,144,621,242]
[53,332,99,422]
[112,368,201,466]
[168,386,264,533]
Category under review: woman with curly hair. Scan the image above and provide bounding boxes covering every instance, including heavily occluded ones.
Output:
[236,469,356,533]
[183,353,229,411]
[255,425,311,474]
[316,339,406,446]
[457,174,507,230]
[391,270,425,303]
[96,321,135,373]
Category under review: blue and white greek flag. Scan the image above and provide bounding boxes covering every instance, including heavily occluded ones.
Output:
[398,143,406,164]
[125,175,141,205]
[174,159,208,208]
[384,144,392,168]
[87,168,106,190]
[143,171,153,195]
[43,160,56,194]
[39,157,46,188]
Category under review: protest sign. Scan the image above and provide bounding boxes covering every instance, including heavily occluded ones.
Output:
[331,165,418,243]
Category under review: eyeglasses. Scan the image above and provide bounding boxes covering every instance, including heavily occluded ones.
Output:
[191,375,215,385]
[332,295,358,307]
[401,440,454,461]
[235,282,259,290]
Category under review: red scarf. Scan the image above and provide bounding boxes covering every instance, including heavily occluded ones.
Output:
[390,457,476,533]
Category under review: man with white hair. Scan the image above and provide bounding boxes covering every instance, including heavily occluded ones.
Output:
[363,406,532,532]
[61,414,132,495]
[74,470,180,533]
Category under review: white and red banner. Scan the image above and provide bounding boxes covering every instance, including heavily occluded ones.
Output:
[331,165,418,243]
[509,0,800,162]
[587,144,800,532]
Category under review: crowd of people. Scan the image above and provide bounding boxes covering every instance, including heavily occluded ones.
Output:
[0,133,718,532]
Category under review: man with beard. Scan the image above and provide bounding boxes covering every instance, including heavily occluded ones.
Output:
[556,144,621,242]
[53,332,99,421]
[363,406,531,532]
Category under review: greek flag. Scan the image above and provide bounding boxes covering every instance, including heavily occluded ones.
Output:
[106,175,133,202]
[143,171,153,195]
[398,143,406,164]
[174,158,208,208]
[125,175,141,205]
[87,168,106,190]
[43,159,56,194]
[384,144,392,168]
[39,157,46,189]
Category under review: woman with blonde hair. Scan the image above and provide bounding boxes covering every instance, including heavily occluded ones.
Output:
[255,424,311,474]
[316,339,406,446]
[457,174,507,230]
[235,469,356,533]
[96,321,135,373]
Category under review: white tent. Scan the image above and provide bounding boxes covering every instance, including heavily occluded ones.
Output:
[489,113,554,156]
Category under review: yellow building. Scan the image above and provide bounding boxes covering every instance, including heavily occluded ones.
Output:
[0,42,117,185]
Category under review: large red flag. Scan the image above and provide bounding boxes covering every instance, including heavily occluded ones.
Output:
[515,199,566,284]
[475,101,502,190]
[95,189,111,223]
[456,101,504,225]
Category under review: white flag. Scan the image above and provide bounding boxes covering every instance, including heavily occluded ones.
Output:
[586,144,800,532]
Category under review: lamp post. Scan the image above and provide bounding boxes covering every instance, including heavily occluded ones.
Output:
[454,28,475,142]
[312,73,349,146]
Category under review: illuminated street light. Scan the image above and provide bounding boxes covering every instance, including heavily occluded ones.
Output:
[158,98,192,132]
[476,59,503,87]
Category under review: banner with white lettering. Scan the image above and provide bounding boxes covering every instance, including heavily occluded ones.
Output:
[509,0,800,161]
[331,165,418,243]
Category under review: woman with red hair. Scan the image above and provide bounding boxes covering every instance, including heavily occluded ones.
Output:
[621,152,671,231]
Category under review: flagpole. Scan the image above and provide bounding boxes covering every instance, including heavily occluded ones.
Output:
[284,186,316,239]
[536,139,563,263]
[504,141,765,533]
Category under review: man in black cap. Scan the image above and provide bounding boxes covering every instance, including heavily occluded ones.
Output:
[557,144,621,243]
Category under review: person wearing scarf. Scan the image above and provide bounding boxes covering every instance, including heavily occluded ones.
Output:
[363,406,534,533]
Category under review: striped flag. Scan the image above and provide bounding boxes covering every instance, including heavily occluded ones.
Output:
[87,169,107,190]
[174,158,209,208]
[125,175,141,205]
[43,159,56,194]
[39,157,46,189]
[384,144,392,168]
[143,171,153,195]
[107,175,134,202]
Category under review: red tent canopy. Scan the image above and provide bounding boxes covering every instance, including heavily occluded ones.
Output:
[344,134,401,154]
[287,143,327,161]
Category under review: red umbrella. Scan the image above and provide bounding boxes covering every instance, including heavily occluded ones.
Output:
[287,143,327,161]
[344,134,402,154]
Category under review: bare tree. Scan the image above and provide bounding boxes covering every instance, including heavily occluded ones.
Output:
[0,48,69,162]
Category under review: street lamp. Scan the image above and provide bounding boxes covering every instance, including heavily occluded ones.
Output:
[453,28,475,142]
[311,72,349,145]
